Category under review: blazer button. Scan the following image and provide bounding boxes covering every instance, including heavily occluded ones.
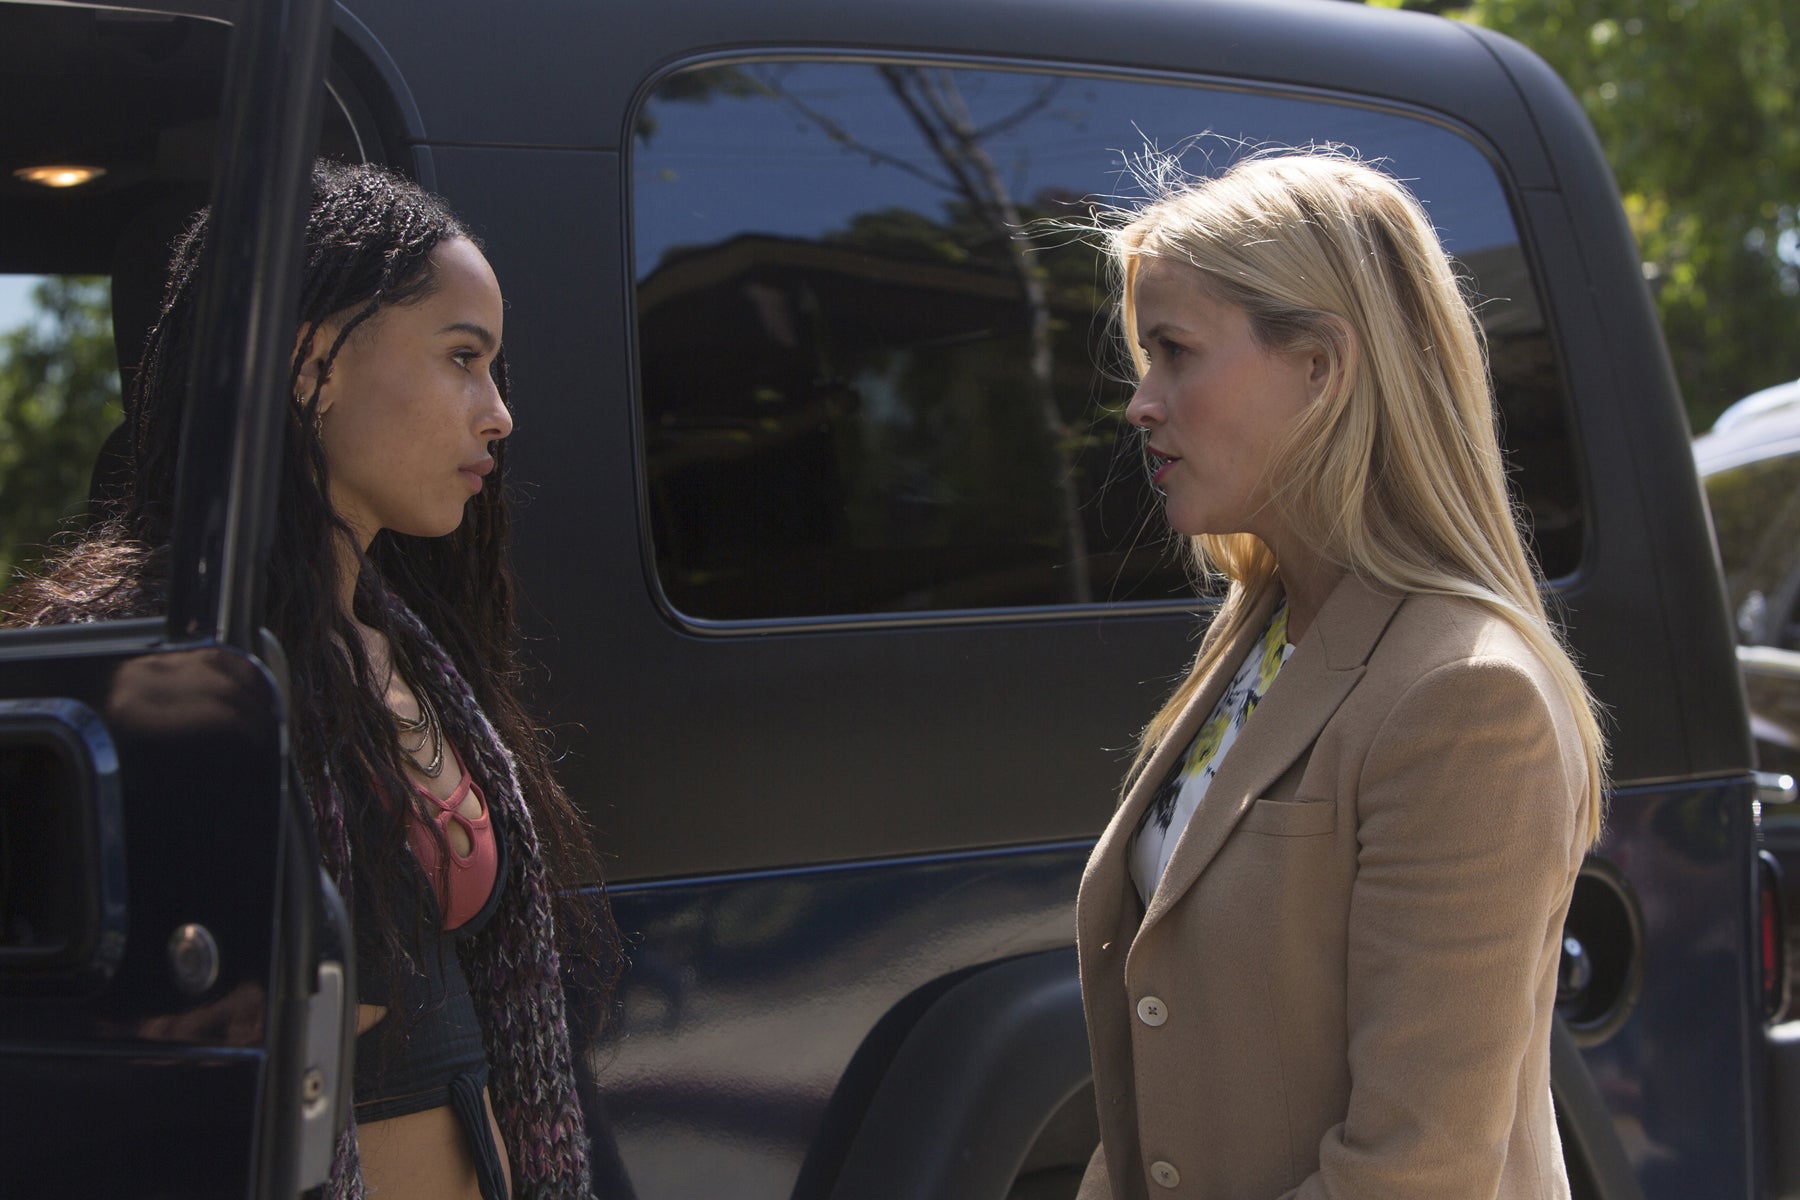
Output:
[1136,995,1168,1026]
[1150,1159,1181,1188]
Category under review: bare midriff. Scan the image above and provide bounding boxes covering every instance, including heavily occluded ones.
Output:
[353,1003,512,1199]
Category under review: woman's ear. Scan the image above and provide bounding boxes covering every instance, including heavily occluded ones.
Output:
[1306,348,1330,394]
[1307,315,1356,402]
[291,322,334,412]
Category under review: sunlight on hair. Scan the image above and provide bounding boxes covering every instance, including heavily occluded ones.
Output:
[1071,142,1607,844]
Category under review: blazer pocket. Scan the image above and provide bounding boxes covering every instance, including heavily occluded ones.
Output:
[1240,797,1337,837]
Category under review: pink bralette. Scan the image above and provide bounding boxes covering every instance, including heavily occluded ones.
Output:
[402,742,499,931]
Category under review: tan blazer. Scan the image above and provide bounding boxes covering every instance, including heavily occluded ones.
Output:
[1076,574,1592,1200]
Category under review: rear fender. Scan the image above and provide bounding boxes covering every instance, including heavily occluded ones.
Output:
[827,947,1090,1200]
[827,951,1651,1200]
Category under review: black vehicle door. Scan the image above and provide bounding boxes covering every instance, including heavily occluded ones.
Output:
[0,0,347,1195]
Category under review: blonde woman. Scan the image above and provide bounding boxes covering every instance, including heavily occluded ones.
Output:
[1075,151,1606,1200]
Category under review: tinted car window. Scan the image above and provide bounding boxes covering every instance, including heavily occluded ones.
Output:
[631,59,1582,623]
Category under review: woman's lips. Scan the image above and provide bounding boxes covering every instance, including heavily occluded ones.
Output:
[459,459,495,493]
[1147,447,1181,486]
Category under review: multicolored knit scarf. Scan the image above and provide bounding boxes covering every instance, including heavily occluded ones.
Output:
[323,593,592,1198]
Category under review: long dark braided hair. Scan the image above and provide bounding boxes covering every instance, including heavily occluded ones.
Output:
[6,160,617,1018]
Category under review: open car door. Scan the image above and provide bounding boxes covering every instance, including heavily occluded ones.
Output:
[0,0,350,1195]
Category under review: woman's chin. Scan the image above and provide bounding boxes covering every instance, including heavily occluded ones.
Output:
[1161,508,1214,539]
[389,514,467,541]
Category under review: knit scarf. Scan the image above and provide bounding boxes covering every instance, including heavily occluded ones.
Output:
[323,594,592,1199]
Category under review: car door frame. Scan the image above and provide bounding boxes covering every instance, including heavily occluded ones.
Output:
[0,0,348,1193]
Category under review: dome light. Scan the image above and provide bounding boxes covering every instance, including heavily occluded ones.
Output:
[13,165,107,188]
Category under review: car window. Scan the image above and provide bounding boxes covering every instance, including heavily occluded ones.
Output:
[630,59,1583,625]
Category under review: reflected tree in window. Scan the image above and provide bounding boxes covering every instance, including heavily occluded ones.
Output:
[631,61,1578,619]
[637,66,1158,616]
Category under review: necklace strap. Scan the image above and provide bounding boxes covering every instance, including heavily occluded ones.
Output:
[385,655,447,779]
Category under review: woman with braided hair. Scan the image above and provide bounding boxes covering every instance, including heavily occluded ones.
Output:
[5,160,613,1199]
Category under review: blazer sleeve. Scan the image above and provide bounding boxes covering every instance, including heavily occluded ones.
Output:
[1281,654,1587,1200]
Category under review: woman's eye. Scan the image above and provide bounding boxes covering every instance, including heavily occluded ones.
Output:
[452,350,479,371]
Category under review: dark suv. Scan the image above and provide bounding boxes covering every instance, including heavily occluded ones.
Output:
[0,1,1787,1197]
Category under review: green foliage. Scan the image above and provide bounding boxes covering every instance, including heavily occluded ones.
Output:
[0,276,122,591]
[1396,0,1799,430]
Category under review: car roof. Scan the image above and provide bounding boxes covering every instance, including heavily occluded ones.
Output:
[1695,378,1800,475]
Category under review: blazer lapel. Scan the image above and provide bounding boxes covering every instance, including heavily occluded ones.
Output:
[1137,574,1406,935]
[1077,589,1278,1173]
[1078,589,1280,954]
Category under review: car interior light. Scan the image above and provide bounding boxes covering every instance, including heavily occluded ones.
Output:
[12,165,106,188]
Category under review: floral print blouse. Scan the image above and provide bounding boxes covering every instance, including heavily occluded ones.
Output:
[1129,603,1295,905]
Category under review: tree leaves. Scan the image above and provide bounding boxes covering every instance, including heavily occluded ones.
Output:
[1395,0,1798,429]
[0,276,121,591]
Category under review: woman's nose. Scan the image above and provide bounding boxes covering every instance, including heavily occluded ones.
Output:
[482,387,514,441]
[1125,386,1161,428]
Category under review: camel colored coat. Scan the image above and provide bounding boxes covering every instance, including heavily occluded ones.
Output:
[1076,575,1592,1200]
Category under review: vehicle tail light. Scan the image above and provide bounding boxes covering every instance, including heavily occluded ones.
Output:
[1761,850,1790,1023]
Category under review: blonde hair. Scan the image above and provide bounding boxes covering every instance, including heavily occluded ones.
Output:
[1113,149,1606,843]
